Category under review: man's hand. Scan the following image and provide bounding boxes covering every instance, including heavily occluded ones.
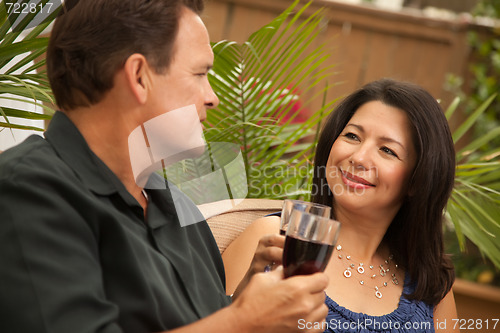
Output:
[231,267,329,333]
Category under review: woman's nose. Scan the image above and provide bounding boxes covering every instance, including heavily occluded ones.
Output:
[348,144,374,170]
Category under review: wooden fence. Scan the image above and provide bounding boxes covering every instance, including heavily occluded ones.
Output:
[202,0,493,127]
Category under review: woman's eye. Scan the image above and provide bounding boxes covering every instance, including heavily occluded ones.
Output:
[381,146,398,157]
[344,132,359,140]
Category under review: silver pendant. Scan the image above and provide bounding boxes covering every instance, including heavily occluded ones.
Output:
[380,265,387,277]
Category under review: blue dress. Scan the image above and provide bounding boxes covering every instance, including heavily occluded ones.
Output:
[324,274,434,332]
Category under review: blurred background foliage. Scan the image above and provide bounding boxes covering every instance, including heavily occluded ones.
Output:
[446,0,500,153]
[443,0,500,287]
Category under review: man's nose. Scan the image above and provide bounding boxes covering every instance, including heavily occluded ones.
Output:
[205,85,219,109]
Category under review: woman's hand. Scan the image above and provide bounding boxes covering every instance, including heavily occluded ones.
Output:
[250,233,285,274]
[222,216,281,296]
[232,233,285,298]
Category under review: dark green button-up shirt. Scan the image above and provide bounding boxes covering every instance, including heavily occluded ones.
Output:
[0,112,230,333]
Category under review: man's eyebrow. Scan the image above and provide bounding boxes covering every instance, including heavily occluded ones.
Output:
[197,64,212,72]
[345,123,407,152]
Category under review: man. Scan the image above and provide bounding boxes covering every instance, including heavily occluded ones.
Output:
[0,0,328,332]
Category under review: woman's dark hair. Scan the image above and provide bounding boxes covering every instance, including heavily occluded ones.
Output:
[47,0,204,111]
[312,78,455,306]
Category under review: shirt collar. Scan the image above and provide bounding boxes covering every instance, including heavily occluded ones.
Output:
[44,112,200,228]
[44,111,121,196]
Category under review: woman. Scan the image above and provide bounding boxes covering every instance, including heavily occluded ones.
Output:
[223,79,458,332]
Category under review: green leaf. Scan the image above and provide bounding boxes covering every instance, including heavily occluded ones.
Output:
[0,121,44,131]
[457,126,500,158]
[445,96,460,120]
[452,94,496,143]
[0,35,49,57]
[0,106,52,120]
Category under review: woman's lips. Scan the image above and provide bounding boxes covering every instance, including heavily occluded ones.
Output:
[341,170,375,189]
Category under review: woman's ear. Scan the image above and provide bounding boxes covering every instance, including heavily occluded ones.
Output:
[123,53,152,105]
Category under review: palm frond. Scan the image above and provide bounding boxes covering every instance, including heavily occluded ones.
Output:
[452,94,497,144]
[205,0,336,199]
[448,95,500,269]
[0,0,61,132]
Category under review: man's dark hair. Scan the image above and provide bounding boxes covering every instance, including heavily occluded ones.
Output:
[47,0,204,111]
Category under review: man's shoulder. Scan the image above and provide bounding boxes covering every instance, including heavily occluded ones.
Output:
[0,135,64,182]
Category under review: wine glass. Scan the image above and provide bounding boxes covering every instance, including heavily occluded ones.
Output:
[280,199,331,235]
[282,209,341,278]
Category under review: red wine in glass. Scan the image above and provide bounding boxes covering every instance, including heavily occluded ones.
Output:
[283,235,334,278]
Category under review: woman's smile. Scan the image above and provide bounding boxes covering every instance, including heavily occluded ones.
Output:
[341,170,375,188]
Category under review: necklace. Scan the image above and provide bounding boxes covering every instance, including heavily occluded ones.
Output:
[335,244,399,299]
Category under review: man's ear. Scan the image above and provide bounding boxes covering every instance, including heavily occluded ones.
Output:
[123,53,152,105]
